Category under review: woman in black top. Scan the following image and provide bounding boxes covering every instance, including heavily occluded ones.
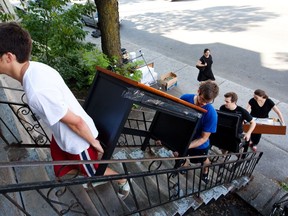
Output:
[247,89,285,151]
[196,48,215,82]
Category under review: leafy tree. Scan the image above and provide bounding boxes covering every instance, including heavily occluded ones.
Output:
[15,0,108,94]
[19,0,95,60]
[1,0,142,98]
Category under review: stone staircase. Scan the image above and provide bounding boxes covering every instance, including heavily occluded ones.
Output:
[0,81,259,215]
[110,147,252,216]
[0,139,254,216]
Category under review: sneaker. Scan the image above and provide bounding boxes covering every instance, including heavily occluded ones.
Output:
[201,173,209,184]
[155,140,162,146]
[252,146,257,152]
[118,180,131,200]
[82,181,108,189]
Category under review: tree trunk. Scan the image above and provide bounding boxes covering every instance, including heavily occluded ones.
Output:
[94,0,122,64]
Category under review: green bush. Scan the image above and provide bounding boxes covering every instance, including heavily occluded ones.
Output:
[0,13,15,22]
[15,0,97,92]
[281,182,288,191]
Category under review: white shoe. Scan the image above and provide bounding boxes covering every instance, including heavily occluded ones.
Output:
[117,180,131,200]
[82,181,108,189]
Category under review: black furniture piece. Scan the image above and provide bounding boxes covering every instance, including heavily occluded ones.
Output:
[83,67,205,175]
[210,110,244,153]
[145,111,199,157]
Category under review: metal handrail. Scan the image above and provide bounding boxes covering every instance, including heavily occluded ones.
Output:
[0,152,262,215]
[0,87,263,215]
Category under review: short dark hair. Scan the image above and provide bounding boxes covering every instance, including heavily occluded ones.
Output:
[204,48,210,54]
[224,92,238,103]
[0,22,32,63]
[199,80,219,101]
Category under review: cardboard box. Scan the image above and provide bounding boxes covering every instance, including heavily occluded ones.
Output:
[159,72,178,91]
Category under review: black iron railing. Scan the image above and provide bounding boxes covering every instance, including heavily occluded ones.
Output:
[0,87,50,147]
[0,86,263,215]
[0,151,262,216]
[0,88,151,149]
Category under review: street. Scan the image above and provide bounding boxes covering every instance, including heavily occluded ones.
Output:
[118,0,288,103]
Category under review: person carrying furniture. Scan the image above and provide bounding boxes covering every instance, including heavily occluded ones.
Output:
[219,92,256,154]
[178,80,219,184]
[0,22,130,200]
[246,89,285,151]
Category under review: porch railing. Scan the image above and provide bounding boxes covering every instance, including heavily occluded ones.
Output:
[0,151,262,216]
[0,86,263,215]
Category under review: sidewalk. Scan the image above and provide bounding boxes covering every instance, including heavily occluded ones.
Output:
[95,36,288,215]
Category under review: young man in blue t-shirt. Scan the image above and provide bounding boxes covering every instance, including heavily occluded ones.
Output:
[180,81,219,184]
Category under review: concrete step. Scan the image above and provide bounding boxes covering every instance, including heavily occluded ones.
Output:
[66,184,101,216]
[123,148,206,214]
[0,82,22,146]
[85,182,126,216]
[0,146,24,216]
[236,170,287,216]
[126,147,253,216]
[7,147,61,216]
[113,148,181,215]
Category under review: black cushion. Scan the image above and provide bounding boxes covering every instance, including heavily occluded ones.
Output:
[210,110,242,153]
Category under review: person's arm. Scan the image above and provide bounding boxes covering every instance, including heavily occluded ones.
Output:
[60,109,104,153]
[246,103,251,113]
[272,105,285,125]
[188,131,211,149]
[244,119,256,141]
[196,59,207,67]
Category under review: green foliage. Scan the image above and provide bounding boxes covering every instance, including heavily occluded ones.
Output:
[81,48,111,73]
[17,0,96,60]
[1,0,143,97]
[15,0,98,91]
[112,60,144,82]
[81,50,144,82]
[281,182,288,191]
[0,12,15,22]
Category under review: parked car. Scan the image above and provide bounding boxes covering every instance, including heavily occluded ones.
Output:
[81,11,98,28]
[91,29,101,38]
[70,0,87,4]
[82,11,123,29]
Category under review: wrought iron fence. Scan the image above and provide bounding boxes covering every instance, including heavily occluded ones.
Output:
[0,88,152,149]
[0,86,263,215]
[0,86,51,147]
[0,151,262,216]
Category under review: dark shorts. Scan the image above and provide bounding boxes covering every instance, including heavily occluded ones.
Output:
[50,136,99,177]
[187,147,209,164]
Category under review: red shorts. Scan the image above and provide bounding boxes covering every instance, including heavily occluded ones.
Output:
[50,136,99,177]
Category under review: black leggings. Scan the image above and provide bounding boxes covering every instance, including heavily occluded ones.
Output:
[250,134,262,145]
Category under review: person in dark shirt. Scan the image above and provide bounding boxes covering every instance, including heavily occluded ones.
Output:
[196,48,215,82]
[246,89,285,151]
[220,92,256,153]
